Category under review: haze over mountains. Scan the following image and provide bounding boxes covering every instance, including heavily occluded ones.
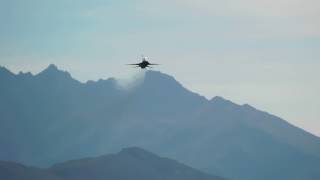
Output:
[0,64,320,180]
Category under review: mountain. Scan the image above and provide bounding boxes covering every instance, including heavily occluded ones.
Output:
[0,147,225,180]
[0,64,320,180]
[51,147,226,180]
[0,161,62,180]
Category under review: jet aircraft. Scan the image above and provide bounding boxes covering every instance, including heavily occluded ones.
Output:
[127,56,159,69]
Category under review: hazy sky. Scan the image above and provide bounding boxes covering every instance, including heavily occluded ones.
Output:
[1,0,319,136]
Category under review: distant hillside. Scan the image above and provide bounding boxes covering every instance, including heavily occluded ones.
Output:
[0,65,320,180]
[0,147,226,180]
[0,161,62,180]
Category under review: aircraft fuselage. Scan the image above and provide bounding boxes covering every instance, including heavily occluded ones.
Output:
[139,61,150,69]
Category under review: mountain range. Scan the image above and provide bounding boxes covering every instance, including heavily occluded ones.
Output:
[0,64,320,180]
[0,147,225,180]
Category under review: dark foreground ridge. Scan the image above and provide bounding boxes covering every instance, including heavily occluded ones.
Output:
[0,147,226,180]
[0,65,320,180]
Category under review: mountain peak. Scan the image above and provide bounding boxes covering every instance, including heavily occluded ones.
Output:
[242,103,256,110]
[143,70,184,90]
[211,96,226,102]
[41,64,60,74]
[0,66,14,76]
[47,64,59,71]
[37,64,73,80]
[210,96,241,110]
[48,147,226,180]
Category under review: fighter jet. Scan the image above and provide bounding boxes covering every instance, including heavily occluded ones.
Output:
[127,55,159,69]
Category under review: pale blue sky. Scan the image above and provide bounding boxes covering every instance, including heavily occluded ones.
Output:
[1,0,319,136]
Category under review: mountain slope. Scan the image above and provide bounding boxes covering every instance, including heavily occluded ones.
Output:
[0,161,62,180]
[0,65,320,180]
[50,147,226,180]
[0,147,226,180]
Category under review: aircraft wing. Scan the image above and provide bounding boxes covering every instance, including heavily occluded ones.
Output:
[149,63,160,65]
[127,63,140,65]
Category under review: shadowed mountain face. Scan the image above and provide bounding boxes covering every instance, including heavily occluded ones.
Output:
[0,147,225,180]
[51,147,226,180]
[0,65,320,180]
[0,161,62,180]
